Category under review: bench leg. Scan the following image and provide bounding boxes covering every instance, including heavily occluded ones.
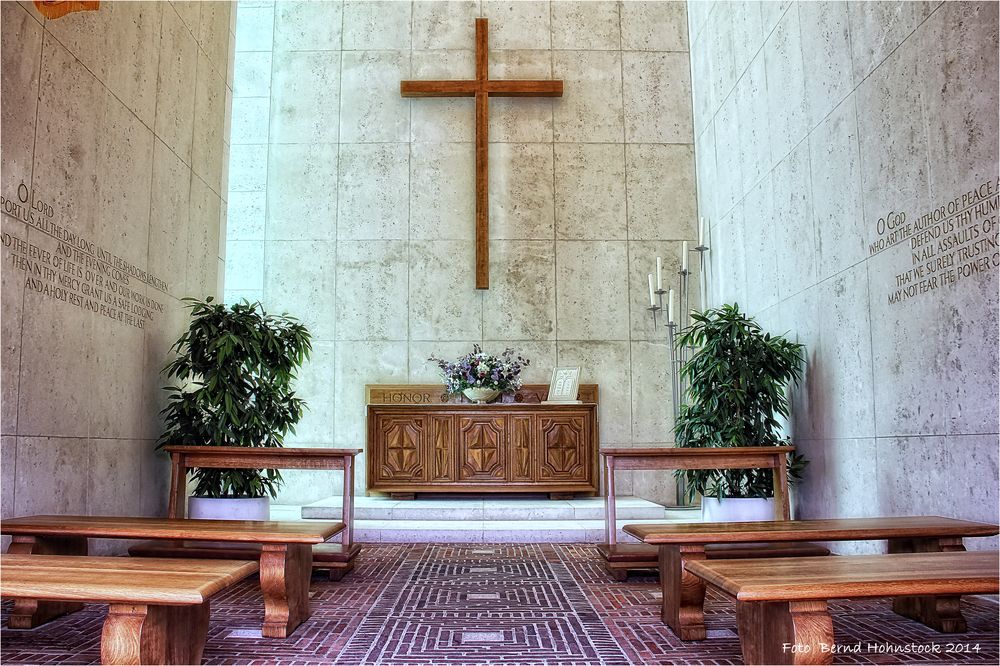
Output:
[101,602,210,665]
[606,566,629,582]
[660,544,707,640]
[326,561,354,582]
[313,542,363,582]
[887,537,968,632]
[6,535,88,629]
[260,543,312,638]
[736,600,834,665]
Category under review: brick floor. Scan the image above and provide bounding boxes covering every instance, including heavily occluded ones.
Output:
[2,544,997,665]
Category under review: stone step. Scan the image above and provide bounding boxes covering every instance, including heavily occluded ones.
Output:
[347,517,690,544]
[300,495,683,522]
[273,499,701,544]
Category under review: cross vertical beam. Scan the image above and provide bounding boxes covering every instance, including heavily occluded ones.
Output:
[475,19,489,289]
[401,18,563,289]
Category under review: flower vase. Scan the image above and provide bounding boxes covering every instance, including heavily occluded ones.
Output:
[462,387,500,404]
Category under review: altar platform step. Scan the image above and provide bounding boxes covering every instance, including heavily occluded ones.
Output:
[341,517,688,543]
[281,495,699,543]
[301,494,675,521]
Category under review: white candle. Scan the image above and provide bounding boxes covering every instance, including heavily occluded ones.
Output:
[681,241,689,271]
[667,288,675,323]
[698,217,705,247]
[655,256,663,290]
[647,274,655,306]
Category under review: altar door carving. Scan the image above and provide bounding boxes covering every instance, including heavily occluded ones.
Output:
[509,415,533,482]
[429,416,454,482]
[373,415,425,483]
[459,416,506,481]
[537,415,588,482]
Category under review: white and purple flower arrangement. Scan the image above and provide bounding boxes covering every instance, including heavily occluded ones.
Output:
[430,345,531,396]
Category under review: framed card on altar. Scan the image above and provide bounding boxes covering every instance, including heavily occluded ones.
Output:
[543,367,582,404]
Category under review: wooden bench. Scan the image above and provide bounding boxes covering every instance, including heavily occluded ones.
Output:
[1,554,258,665]
[687,551,1000,665]
[622,516,1000,641]
[129,541,358,582]
[2,515,344,638]
[598,446,828,580]
[598,541,830,578]
[154,446,363,581]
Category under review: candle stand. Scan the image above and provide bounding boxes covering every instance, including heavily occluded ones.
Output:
[645,235,710,507]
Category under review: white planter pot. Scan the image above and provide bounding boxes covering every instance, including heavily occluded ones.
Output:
[188,496,270,521]
[701,497,775,523]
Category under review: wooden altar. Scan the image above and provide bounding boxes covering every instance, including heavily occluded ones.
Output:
[366,384,599,499]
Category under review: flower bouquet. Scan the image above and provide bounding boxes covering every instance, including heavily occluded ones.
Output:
[430,345,530,403]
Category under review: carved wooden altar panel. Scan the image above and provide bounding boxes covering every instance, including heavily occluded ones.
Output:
[366,393,599,497]
[372,415,425,484]
[429,416,454,482]
[458,416,506,481]
[509,414,533,482]
[537,415,588,482]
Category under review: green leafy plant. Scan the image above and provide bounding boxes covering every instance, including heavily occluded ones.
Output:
[157,297,312,499]
[673,303,807,501]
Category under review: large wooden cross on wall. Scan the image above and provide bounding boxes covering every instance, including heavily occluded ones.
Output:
[401,18,564,290]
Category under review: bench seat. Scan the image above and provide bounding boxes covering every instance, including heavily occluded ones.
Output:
[686,551,1000,665]
[621,515,999,641]
[128,540,362,581]
[596,541,831,580]
[1,554,258,665]
[3,514,345,638]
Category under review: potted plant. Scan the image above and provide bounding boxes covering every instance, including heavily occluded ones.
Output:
[673,303,807,522]
[158,297,312,520]
[430,345,530,403]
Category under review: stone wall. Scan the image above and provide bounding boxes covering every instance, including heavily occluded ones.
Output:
[225,0,697,502]
[1,1,234,543]
[691,1,998,549]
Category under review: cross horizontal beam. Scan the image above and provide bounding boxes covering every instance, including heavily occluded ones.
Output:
[400,80,564,97]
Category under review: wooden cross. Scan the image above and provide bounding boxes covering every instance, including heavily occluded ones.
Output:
[401,18,563,290]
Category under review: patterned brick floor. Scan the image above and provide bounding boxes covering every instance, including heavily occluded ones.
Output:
[2,544,997,665]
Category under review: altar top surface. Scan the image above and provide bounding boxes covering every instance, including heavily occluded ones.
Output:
[368,402,597,409]
[366,383,599,405]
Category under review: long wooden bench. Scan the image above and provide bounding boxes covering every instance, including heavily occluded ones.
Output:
[2,515,344,638]
[599,447,831,580]
[596,542,831,579]
[686,551,1000,665]
[1,554,258,665]
[622,516,1000,640]
[129,541,360,582]
[155,446,362,581]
